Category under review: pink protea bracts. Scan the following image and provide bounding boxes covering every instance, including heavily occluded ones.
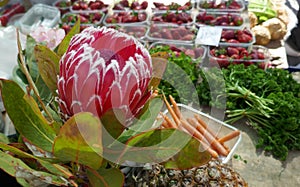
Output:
[57,26,152,124]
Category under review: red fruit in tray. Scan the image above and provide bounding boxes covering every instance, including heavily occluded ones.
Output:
[237,33,253,43]
[240,50,249,58]
[228,1,242,9]
[137,12,147,21]
[113,4,125,10]
[120,0,129,7]
[153,2,164,8]
[93,13,102,22]
[194,48,203,58]
[227,39,240,43]
[161,30,173,39]
[131,1,140,9]
[79,15,89,23]
[185,49,196,58]
[181,34,194,40]
[0,16,8,27]
[227,47,239,57]
[171,30,181,40]
[72,3,81,10]
[141,1,148,9]
[257,52,265,59]
[79,1,88,10]
[230,54,240,60]
[90,2,102,10]
[222,30,236,40]
[233,16,243,26]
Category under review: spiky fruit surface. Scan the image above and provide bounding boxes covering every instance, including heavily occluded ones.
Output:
[57,26,152,123]
[125,159,248,187]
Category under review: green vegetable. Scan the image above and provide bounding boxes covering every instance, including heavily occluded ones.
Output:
[248,0,277,23]
[149,45,201,105]
[198,64,300,160]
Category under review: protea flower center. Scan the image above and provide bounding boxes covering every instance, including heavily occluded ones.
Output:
[57,26,152,124]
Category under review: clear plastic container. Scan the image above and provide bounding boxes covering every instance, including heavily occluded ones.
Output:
[103,10,149,26]
[151,1,193,12]
[194,11,246,29]
[107,24,148,40]
[207,45,271,69]
[150,11,193,26]
[219,28,256,47]
[149,41,207,62]
[197,0,245,12]
[18,4,60,34]
[112,0,149,11]
[70,0,109,14]
[61,11,104,26]
[146,24,197,43]
[159,103,242,164]
[52,0,71,15]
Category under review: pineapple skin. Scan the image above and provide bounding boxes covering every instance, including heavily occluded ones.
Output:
[124,159,248,187]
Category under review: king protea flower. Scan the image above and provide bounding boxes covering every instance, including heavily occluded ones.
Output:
[57,26,152,124]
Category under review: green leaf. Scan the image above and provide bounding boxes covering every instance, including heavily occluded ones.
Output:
[34,44,60,92]
[162,135,211,169]
[0,133,9,144]
[148,57,168,90]
[57,18,80,57]
[0,151,69,186]
[116,129,203,165]
[25,36,38,79]
[53,112,103,169]
[117,98,163,143]
[0,80,56,152]
[87,167,124,187]
[101,109,126,142]
[0,142,73,179]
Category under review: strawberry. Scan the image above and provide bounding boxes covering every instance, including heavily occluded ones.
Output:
[233,16,243,26]
[131,1,140,9]
[227,39,240,43]
[237,33,252,43]
[221,30,235,40]
[137,12,147,22]
[140,1,148,9]
[90,2,101,10]
[227,47,239,57]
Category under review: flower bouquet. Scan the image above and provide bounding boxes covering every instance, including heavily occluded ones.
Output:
[0,20,214,186]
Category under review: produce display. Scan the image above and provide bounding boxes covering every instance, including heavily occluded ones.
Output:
[147,25,197,42]
[53,0,71,15]
[195,11,244,27]
[198,0,244,11]
[248,0,277,24]
[152,1,192,11]
[0,3,25,26]
[198,65,300,161]
[61,12,104,25]
[150,43,206,60]
[248,0,288,45]
[208,45,270,69]
[151,11,193,25]
[220,28,255,45]
[104,11,148,25]
[71,0,109,13]
[107,25,147,38]
[0,0,300,186]
[113,0,148,10]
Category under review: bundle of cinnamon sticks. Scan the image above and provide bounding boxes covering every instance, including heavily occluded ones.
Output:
[160,94,240,159]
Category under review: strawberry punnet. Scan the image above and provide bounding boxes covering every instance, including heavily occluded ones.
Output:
[57,27,153,124]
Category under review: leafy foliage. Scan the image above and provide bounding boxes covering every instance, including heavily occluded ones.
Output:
[198,64,300,160]
[0,25,211,186]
